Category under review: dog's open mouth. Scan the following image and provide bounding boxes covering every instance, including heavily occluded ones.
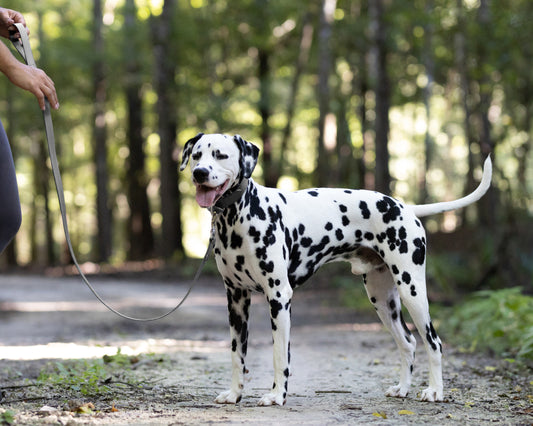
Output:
[195,180,230,208]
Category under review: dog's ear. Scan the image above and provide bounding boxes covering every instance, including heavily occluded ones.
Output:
[233,135,260,179]
[179,133,204,171]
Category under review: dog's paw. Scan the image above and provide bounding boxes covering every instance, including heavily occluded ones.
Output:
[385,384,409,398]
[257,391,286,406]
[420,387,443,402]
[215,389,242,404]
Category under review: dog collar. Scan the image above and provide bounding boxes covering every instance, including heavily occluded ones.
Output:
[212,178,249,214]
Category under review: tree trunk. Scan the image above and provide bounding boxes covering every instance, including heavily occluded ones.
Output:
[455,0,476,226]
[275,14,314,187]
[316,0,337,187]
[92,0,112,262]
[421,0,435,204]
[475,0,497,228]
[369,0,391,194]
[258,47,275,188]
[153,0,183,259]
[124,0,154,260]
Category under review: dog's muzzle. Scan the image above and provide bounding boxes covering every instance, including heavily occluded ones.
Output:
[192,167,231,208]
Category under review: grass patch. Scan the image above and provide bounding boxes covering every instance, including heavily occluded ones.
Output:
[35,349,163,400]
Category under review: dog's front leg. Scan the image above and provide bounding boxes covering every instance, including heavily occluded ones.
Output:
[258,285,293,406]
[215,284,251,404]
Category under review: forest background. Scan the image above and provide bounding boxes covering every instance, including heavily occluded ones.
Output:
[0,0,531,304]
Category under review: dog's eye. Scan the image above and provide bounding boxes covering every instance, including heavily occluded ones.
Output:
[215,151,229,160]
[192,152,202,161]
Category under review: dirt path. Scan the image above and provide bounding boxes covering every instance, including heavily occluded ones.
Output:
[1,273,532,425]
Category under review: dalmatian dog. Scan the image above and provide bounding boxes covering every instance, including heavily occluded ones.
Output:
[180,133,492,406]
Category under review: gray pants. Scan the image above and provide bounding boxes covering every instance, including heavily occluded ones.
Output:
[0,119,21,253]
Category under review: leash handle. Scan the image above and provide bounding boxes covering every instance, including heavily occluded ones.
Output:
[10,23,207,322]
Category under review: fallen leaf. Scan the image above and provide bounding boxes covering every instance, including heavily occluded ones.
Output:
[372,412,387,419]
[465,401,474,408]
[110,403,119,413]
[484,366,496,371]
[76,402,94,414]
[398,409,415,415]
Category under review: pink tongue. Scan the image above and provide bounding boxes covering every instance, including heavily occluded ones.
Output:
[196,186,219,208]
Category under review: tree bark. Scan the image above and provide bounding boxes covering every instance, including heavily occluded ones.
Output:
[92,0,112,262]
[124,0,154,260]
[153,0,183,259]
[275,14,314,187]
[316,0,337,187]
[369,0,391,194]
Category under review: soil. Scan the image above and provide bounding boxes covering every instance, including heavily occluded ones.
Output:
[0,271,532,425]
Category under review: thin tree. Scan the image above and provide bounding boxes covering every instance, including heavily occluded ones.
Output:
[124,0,154,260]
[369,0,391,194]
[92,0,112,262]
[153,0,183,259]
[316,0,336,187]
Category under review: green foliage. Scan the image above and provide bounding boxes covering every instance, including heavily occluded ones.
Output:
[442,287,533,360]
[0,410,15,426]
[37,349,143,397]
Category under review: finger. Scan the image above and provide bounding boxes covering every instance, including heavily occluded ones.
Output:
[36,91,46,111]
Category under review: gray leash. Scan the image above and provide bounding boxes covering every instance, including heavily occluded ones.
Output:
[10,23,213,322]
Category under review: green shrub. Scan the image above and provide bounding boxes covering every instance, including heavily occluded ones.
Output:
[442,287,533,360]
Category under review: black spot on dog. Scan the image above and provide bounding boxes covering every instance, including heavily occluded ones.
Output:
[230,231,243,249]
[425,323,438,351]
[364,232,374,241]
[308,191,319,197]
[402,271,411,284]
[301,237,312,247]
[376,196,402,223]
[260,260,275,274]
[308,235,330,256]
[412,238,426,265]
[248,188,266,220]
[335,229,344,241]
[359,201,371,219]
[342,215,350,226]
[339,204,348,213]
[325,222,333,231]
[270,299,283,318]
[248,226,261,243]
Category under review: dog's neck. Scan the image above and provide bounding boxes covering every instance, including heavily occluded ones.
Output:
[211,178,249,215]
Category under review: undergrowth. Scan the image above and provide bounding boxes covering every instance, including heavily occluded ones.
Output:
[36,349,159,399]
[439,287,533,361]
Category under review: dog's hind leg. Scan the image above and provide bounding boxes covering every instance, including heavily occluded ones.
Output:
[396,274,443,402]
[215,283,251,404]
[363,268,417,399]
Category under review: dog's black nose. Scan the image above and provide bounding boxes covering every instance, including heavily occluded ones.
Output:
[193,167,210,184]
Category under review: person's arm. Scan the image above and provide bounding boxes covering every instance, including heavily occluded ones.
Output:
[0,7,59,111]
[0,41,59,110]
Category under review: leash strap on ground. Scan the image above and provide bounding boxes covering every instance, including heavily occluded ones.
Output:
[10,23,210,322]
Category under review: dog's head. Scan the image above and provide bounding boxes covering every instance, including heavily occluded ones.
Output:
[180,133,260,208]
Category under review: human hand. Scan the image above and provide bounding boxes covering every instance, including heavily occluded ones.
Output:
[0,8,28,39]
[6,61,59,110]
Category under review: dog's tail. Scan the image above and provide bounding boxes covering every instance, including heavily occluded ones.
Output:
[411,156,492,218]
